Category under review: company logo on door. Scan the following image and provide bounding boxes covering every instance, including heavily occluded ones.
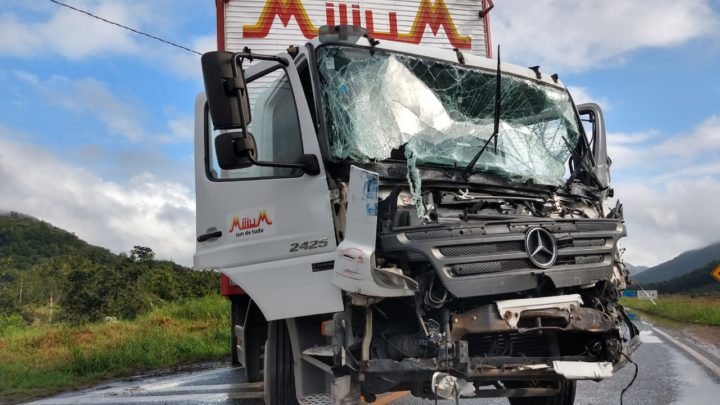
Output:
[228,206,275,239]
[243,0,472,49]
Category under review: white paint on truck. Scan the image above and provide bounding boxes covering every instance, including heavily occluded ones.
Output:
[193,54,343,320]
[222,0,491,57]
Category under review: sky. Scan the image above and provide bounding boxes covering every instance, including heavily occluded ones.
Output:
[0,0,719,267]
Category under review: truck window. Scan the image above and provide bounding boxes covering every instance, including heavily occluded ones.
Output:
[206,66,304,180]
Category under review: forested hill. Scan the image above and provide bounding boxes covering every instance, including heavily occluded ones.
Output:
[635,241,720,284]
[643,261,720,294]
[0,212,217,324]
[0,212,118,270]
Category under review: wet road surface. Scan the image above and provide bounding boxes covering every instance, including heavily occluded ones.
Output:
[25,321,720,405]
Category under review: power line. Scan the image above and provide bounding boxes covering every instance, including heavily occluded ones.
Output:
[47,0,202,56]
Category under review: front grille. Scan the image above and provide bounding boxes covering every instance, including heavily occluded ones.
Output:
[379,219,625,296]
[451,259,531,275]
[440,241,524,257]
[436,221,620,277]
[544,222,617,233]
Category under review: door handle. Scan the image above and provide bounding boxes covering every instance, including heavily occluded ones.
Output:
[197,230,222,242]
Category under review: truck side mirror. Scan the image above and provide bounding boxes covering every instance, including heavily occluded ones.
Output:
[577,103,610,188]
[201,51,251,130]
[215,132,257,170]
[215,131,321,175]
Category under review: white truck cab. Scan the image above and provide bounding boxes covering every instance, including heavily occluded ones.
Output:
[194,26,638,405]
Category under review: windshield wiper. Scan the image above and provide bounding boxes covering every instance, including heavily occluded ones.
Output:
[464,46,502,177]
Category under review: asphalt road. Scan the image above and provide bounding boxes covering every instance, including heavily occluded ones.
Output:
[25,321,720,405]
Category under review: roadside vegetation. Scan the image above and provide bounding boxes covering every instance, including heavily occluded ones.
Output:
[1,214,218,324]
[0,213,229,403]
[0,294,230,403]
[622,294,720,327]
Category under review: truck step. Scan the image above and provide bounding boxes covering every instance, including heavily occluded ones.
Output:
[302,345,333,357]
[300,393,332,404]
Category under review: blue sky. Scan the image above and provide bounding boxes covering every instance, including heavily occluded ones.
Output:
[1,0,719,266]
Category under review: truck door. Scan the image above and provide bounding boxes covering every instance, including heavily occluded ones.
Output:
[193,53,343,320]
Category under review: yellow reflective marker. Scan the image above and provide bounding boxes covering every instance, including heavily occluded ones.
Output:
[712,264,720,283]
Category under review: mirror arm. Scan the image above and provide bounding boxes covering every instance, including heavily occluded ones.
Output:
[218,50,317,175]
[232,51,289,67]
[246,152,321,176]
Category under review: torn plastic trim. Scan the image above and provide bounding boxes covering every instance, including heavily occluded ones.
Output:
[450,298,616,340]
[332,165,414,297]
[552,361,613,380]
[495,294,584,329]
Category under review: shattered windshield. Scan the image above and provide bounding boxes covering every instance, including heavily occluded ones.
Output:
[317,45,580,186]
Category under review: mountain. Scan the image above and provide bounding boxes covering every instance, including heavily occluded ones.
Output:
[644,261,720,294]
[0,212,118,270]
[625,263,649,275]
[634,241,720,284]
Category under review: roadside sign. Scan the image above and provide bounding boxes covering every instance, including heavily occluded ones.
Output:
[712,264,720,283]
[638,290,658,300]
[621,290,637,298]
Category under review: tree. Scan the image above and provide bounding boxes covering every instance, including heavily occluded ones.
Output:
[61,257,106,323]
[129,246,155,262]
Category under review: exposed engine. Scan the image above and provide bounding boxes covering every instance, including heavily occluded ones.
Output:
[328,182,639,399]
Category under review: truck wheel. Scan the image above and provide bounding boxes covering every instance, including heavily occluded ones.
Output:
[264,320,298,405]
[508,379,576,405]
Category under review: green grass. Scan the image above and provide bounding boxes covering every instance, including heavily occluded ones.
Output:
[621,294,720,327]
[0,295,230,403]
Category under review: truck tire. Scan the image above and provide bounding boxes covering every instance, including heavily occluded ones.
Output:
[264,320,298,405]
[508,379,576,405]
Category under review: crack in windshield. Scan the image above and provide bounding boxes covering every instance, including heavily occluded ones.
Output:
[317,45,580,187]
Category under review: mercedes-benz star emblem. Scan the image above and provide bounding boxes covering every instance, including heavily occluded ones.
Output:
[525,227,557,269]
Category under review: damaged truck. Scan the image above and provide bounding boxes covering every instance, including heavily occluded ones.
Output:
[194,24,640,404]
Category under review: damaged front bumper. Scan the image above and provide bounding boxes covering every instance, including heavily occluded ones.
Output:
[359,294,640,398]
[362,357,621,399]
[450,294,616,338]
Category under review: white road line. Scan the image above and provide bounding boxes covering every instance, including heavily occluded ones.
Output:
[652,326,720,378]
[26,391,264,404]
[125,383,262,393]
[67,367,241,399]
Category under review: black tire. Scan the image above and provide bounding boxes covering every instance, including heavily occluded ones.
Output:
[264,320,298,405]
[508,379,576,405]
[230,299,242,365]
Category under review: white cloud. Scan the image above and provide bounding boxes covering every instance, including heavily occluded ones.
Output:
[159,35,216,79]
[163,114,194,143]
[608,116,720,170]
[609,117,720,266]
[492,0,719,72]
[0,135,196,265]
[0,2,143,59]
[566,86,611,111]
[14,71,193,143]
[0,1,212,80]
[617,177,720,267]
